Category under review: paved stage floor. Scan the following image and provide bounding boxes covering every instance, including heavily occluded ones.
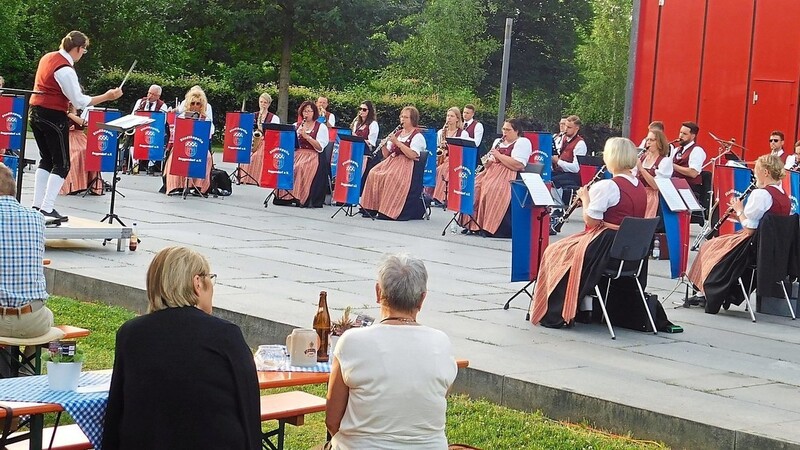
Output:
[16,143,800,449]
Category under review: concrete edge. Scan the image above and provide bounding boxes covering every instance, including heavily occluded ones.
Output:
[45,267,800,450]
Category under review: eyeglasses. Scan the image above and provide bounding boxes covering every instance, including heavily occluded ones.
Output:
[81,46,89,54]
[769,138,781,143]
[359,107,368,112]
[202,273,217,285]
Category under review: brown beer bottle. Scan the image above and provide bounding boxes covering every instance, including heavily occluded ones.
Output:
[313,291,331,362]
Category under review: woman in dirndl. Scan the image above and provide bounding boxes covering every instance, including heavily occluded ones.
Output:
[634,128,673,218]
[686,154,791,313]
[273,100,329,207]
[60,104,103,195]
[432,107,468,206]
[458,118,532,237]
[530,137,647,328]
[360,106,427,220]
[240,93,281,185]
[164,86,214,195]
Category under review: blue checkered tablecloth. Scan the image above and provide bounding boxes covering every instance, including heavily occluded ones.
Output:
[259,345,331,372]
[0,371,110,450]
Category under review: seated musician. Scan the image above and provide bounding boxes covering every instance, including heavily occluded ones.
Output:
[240,93,281,185]
[351,100,379,149]
[784,140,800,171]
[273,100,330,207]
[686,154,790,312]
[551,115,587,191]
[530,138,647,328]
[60,104,103,195]
[360,106,427,220]
[164,87,214,196]
[458,118,532,237]
[671,121,707,224]
[432,107,469,206]
[634,128,673,218]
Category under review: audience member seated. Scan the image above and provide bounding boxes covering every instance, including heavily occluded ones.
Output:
[163,86,214,196]
[326,253,457,449]
[102,246,261,449]
[273,100,330,207]
[530,138,647,328]
[360,106,427,220]
[634,128,673,218]
[458,118,532,237]
[240,92,281,185]
[60,104,102,195]
[686,154,790,313]
[0,163,54,369]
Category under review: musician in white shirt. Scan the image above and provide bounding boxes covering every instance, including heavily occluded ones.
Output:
[786,140,800,171]
[316,96,336,127]
[461,104,484,148]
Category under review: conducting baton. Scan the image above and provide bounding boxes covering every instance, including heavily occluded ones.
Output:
[118,60,138,89]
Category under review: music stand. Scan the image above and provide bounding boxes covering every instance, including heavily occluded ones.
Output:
[441,137,479,235]
[503,173,558,319]
[261,123,299,207]
[331,135,370,219]
[95,115,153,226]
[0,88,42,202]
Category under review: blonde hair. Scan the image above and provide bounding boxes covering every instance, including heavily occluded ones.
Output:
[184,87,208,115]
[259,93,272,105]
[446,107,463,130]
[146,247,211,313]
[603,137,637,173]
[757,154,785,181]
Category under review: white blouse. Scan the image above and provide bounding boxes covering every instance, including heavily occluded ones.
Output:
[740,184,784,229]
[489,137,533,166]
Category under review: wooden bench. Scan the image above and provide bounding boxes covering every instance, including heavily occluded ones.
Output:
[6,424,91,450]
[261,391,327,450]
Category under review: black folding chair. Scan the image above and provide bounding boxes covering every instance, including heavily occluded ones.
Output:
[593,217,660,339]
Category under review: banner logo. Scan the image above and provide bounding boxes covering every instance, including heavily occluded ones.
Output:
[273,148,286,170]
[232,131,244,147]
[185,140,198,158]
[5,116,18,132]
[98,134,109,152]
[345,161,357,183]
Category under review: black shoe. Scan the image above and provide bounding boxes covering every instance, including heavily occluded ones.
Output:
[40,208,69,222]
[684,295,706,307]
[460,228,469,235]
[575,310,593,324]
[146,167,155,176]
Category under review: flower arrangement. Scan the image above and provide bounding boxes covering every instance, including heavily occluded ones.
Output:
[332,306,356,337]
[42,340,85,363]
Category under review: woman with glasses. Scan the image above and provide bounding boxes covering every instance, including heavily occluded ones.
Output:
[351,101,379,149]
[458,118,532,237]
[361,106,428,220]
[163,87,215,195]
[634,128,673,218]
[103,246,261,450]
[29,30,122,222]
[273,100,330,207]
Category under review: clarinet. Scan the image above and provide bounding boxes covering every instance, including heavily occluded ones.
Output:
[476,140,501,174]
[371,124,402,159]
[552,165,606,233]
[697,181,758,244]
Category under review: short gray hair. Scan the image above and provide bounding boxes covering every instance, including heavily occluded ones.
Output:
[0,163,15,196]
[377,254,427,313]
[149,84,162,95]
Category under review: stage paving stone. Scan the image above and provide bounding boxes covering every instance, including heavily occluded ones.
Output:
[16,140,800,448]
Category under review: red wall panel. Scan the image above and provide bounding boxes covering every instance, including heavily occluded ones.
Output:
[629,0,662,139]
[696,0,753,156]
[649,0,707,140]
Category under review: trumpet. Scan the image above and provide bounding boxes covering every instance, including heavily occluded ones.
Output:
[552,165,607,233]
[691,180,757,250]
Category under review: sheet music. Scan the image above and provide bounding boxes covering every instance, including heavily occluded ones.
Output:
[679,188,703,211]
[105,114,153,130]
[655,178,687,211]
[520,173,556,206]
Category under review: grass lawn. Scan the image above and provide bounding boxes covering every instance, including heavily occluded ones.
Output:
[47,296,668,450]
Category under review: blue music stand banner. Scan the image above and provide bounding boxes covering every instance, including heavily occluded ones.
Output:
[331,126,352,179]
[420,127,438,187]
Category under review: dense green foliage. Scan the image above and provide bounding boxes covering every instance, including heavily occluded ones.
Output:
[2,0,631,141]
[48,295,667,449]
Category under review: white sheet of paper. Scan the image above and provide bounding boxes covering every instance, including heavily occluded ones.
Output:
[104,114,154,130]
[520,173,556,206]
[655,178,687,211]
[679,188,703,211]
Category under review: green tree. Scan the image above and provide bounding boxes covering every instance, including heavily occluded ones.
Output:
[0,0,30,87]
[383,0,500,95]
[570,0,631,127]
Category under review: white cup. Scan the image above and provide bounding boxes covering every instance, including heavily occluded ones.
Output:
[285,328,319,367]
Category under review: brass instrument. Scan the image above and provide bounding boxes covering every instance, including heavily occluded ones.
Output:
[437,126,449,165]
[552,165,607,233]
[253,129,263,138]
[691,180,757,250]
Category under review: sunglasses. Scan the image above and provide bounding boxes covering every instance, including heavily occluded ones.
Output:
[359,107,368,112]
[769,138,781,142]
[190,101,201,106]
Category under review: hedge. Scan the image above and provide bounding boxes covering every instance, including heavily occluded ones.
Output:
[86,69,620,151]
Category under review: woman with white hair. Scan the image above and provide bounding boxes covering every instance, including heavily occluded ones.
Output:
[102,246,261,449]
[240,92,281,185]
[326,254,457,449]
[530,137,647,328]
